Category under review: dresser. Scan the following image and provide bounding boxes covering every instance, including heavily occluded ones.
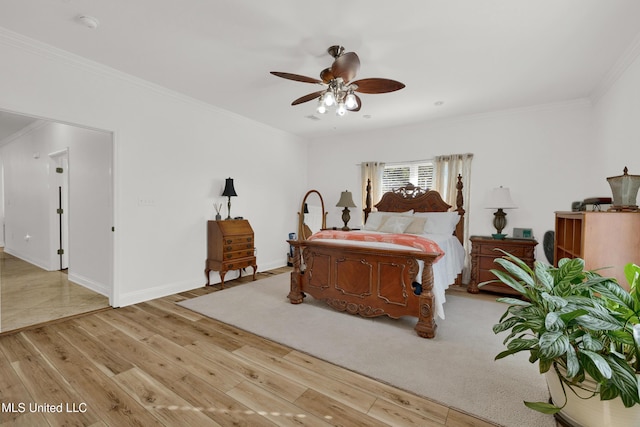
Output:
[555,211,640,289]
[205,219,257,288]
[468,236,537,295]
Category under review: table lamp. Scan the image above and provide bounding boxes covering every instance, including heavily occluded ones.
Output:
[222,177,237,220]
[485,186,517,239]
[336,190,357,231]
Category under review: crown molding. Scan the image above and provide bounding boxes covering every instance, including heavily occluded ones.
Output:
[0,119,47,147]
[590,31,640,103]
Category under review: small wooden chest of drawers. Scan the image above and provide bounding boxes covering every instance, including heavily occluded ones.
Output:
[205,219,257,288]
[468,235,537,295]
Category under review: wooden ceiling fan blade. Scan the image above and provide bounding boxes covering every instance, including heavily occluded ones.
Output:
[291,90,326,105]
[320,68,334,83]
[270,71,323,84]
[331,52,360,83]
[352,78,405,94]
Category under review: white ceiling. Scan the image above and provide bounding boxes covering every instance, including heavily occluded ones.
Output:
[1,0,640,139]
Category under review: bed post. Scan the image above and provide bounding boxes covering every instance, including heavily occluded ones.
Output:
[454,174,465,246]
[363,178,372,222]
[287,241,304,304]
[415,257,437,338]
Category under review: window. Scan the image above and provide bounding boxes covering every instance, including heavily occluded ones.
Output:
[382,161,434,193]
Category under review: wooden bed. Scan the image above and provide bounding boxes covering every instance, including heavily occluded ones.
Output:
[288,174,465,338]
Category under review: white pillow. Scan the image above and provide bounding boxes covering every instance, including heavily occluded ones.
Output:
[364,210,413,231]
[404,217,427,234]
[414,212,461,235]
[363,212,387,230]
[378,215,414,233]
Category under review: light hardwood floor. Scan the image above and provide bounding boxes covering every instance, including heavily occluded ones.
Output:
[0,249,110,333]
[0,268,500,427]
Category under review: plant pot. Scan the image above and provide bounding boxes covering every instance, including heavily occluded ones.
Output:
[546,369,640,427]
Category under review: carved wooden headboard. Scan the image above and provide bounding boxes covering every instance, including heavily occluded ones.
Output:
[363,174,466,245]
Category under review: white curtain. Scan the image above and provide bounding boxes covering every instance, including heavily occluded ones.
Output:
[360,161,385,220]
[433,153,473,284]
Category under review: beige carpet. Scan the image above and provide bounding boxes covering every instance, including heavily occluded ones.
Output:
[179,273,555,427]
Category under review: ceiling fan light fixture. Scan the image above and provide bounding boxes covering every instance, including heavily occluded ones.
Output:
[336,102,347,117]
[345,92,358,110]
[324,91,335,107]
[316,99,327,114]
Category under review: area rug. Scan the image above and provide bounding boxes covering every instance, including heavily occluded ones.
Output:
[179,274,555,427]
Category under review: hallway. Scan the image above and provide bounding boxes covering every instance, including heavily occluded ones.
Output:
[0,249,109,333]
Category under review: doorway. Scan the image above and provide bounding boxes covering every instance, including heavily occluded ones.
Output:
[0,110,114,333]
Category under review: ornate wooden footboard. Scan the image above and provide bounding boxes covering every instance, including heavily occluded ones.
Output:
[287,239,441,338]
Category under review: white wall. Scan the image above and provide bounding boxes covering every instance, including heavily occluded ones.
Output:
[0,121,112,295]
[592,51,640,183]
[0,31,308,306]
[307,101,598,263]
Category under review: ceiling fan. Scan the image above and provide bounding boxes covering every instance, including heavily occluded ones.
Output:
[270,45,405,116]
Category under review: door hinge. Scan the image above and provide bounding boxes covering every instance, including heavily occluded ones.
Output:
[57,208,64,214]
[56,167,64,173]
[57,249,64,255]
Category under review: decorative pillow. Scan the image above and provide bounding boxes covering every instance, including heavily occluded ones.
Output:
[413,212,461,235]
[363,210,413,230]
[404,217,427,234]
[378,215,414,233]
[363,212,387,230]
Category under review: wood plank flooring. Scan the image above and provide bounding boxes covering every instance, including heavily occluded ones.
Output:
[0,249,110,333]
[0,269,500,427]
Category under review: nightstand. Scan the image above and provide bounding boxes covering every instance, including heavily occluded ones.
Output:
[205,219,257,288]
[468,235,537,295]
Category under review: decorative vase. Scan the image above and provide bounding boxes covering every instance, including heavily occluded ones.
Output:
[546,368,640,427]
[607,167,640,211]
[215,213,222,221]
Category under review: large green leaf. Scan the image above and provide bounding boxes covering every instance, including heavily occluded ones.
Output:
[534,262,554,291]
[490,269,527,295]
[606,355,640,407]
[496,297,531,307]
[558,258,586,283]
[524,401,562,414]
[539,332,569,359]
[541,292,568,310]
[575,312,623,331]
[625,263,640,288]
[580,350,612,379]
[545,312,564,331]
[506,338,538,352]
[495,257,535,288]
[493,318,522,334]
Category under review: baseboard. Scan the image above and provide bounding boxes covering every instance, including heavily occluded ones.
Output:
[68,272,110,297]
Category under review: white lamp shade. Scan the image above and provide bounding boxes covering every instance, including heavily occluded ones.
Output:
[485,186,517,209]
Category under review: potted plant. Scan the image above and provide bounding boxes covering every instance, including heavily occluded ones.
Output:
[485,251,640,427]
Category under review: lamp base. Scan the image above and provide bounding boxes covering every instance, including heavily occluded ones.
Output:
[491,233,507,240]
[341,207,351,231]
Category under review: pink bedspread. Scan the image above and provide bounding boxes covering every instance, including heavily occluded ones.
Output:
[308,230,444,261]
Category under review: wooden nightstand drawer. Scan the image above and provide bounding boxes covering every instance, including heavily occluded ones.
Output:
[223,235,253,245]
[223,257,256,271]
[223,249,255,260]
[478,243,526,258]
[223,240,254,252]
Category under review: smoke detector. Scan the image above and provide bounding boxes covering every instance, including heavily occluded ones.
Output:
[77,15,100,29]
